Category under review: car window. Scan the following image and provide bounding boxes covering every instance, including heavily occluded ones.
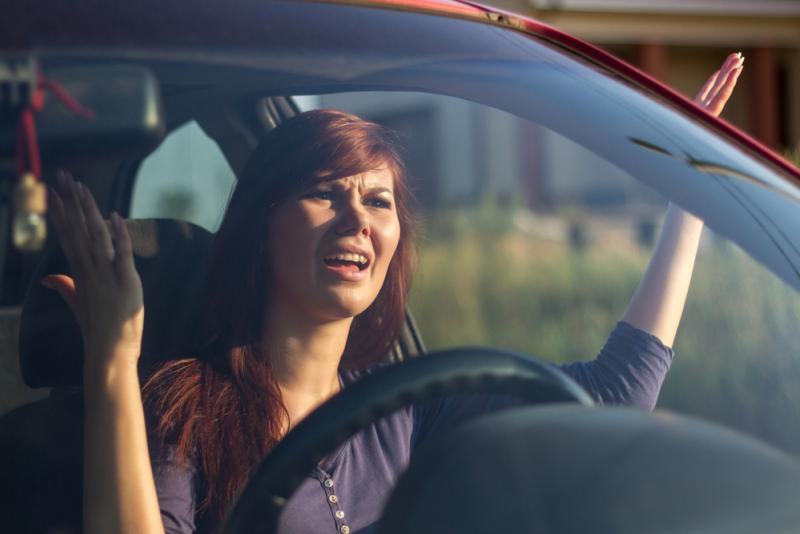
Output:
[130,121,236,232]
[297,90,800,457]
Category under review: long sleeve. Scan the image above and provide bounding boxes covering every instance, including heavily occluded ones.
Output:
[412,322,674,448]
[557,321,674,411]
[149,439,199,534]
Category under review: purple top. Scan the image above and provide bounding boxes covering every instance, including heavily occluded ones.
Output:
[151,321,673,534]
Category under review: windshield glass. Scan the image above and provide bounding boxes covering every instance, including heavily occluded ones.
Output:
[38,0,799,288]
[297,91,800,456]
[121,82,800,458]
[5,3,800,534]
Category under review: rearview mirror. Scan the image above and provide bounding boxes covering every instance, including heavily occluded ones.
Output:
[0,61,165,159]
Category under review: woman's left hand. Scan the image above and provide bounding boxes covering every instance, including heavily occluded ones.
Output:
[694,52,744,117]
[622,52,744,346]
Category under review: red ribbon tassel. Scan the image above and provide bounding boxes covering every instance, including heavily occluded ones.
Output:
[15,70,95,182]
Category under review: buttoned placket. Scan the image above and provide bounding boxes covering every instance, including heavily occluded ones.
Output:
[317,467,351,534]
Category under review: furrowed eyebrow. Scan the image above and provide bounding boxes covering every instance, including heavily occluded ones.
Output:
[366,186,394,196]
[309,179,394,196]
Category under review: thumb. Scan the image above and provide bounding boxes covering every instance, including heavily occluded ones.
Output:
[41,274,78,315]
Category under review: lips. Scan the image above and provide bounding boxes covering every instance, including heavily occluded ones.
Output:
[323,246,372,268]
[323,252,369,271]
[322,246,372,281]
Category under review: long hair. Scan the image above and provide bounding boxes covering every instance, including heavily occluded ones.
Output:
[143,109,416,531]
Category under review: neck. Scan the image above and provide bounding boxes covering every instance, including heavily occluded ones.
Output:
[264,304,352,428]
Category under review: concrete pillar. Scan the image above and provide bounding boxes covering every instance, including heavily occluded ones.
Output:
[748,46,781,148]
[636,42,668,81]
[786,50,800,151]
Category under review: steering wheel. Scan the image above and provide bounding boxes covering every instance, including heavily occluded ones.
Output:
[221,347,594,534]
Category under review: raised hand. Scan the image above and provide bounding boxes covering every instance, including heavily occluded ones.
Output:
[43,170,144,379]
[622,53,745,346]
[694,52,744,118]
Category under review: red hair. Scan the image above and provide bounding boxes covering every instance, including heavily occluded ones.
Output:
[143,109,416,531]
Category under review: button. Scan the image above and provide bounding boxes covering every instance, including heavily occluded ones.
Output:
[329,495,338,504]
[340,526,350,534]
[324,478,334,488]
[335,510,345,519]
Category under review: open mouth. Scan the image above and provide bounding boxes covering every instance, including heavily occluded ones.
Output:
[323,252,370,272]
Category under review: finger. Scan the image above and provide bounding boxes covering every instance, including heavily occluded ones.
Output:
[47,184,66,236]
[48,182,85,275]
[702,53,739,104]
[56,171,89,238]
[704,53,743,105]
[77,182,115,264]
[56,171,92,272]
[111,213,136,280]
[705,65,743,117]
[695,70,719,103]
[41,274,79,316]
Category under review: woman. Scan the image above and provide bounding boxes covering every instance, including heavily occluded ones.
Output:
[44,53,744,534]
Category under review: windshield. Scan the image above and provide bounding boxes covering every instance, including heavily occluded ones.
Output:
[4,2,800,532]
[42,0,799,289]
[301,92,800,457]
[124,81,800,457]
[16,0,799,452]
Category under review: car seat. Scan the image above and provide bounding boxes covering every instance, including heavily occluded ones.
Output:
[1,218,213,533]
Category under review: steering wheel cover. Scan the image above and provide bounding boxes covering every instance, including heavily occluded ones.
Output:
[222,348,593,534]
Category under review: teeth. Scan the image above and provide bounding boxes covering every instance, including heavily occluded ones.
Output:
[326,253,368,265]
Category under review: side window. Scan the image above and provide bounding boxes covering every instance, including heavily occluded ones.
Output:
[305,91,800,457]
[130,121,236,232]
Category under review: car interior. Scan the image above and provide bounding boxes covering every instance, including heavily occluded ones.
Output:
[0,60,433,530]
[3,2,800,532]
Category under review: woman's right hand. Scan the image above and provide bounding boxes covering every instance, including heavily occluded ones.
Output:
[43,170,144,380]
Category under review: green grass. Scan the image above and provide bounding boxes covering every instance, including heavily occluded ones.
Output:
[410,207,800,456]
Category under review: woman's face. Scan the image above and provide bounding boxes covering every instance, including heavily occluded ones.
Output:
[267,166,401,322]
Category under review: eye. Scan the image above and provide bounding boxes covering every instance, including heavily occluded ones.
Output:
[303,189,335,202]
[364,196,393,209]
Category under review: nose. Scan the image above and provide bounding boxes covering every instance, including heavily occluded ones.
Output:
[335,197,371,238]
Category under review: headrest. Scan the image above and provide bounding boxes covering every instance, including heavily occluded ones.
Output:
[19,219,213,388]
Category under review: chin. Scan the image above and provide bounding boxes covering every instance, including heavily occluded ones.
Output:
[318,292,376,320]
